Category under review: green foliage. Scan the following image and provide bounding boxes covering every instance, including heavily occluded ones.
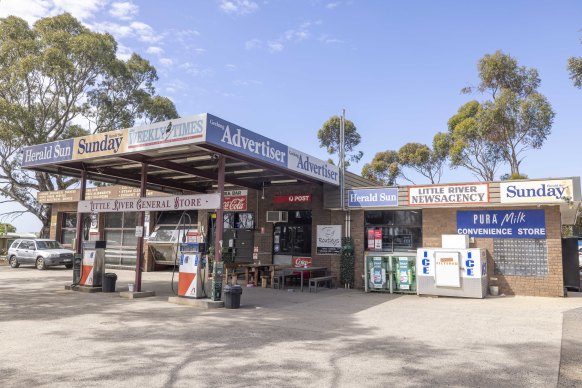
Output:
[447,101,502,181]
[500,172,529,180]
[317,115,363,167]
[0,13,178,235]
[361,150,399,185]
[340,237,355,287]
[397,132,449,184]
[0,223,16,234]
[462,51,554,176]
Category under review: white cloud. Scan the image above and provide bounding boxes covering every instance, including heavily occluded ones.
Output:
[146,46,164,55]
[92,20,161,43]
[129,21,160,43]
[225,64,237,71]
[179,62,214,77]
[109,1,138,20]
[319,34,342,44]
[0,0,106,24]
[326,2,340,9]
[267,41,283,52]
[233,79,262,86]
[160,58,174,66]
[245,39,262,50]
[194,48,207,55]
[219,0,259,15]
[116,43,133,60]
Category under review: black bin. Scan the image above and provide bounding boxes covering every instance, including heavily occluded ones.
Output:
[224,284,242,309]
[103,273,118,293]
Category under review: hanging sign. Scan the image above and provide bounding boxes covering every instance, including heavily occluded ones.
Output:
[348,188,398,208]
[374,229,382,250]
[273,194,312,203]
[456,209,546,239]
[22,139,74,167]
[408,183,488,206]
[499,179,575,203]
[78,193,221,213]
[316,225,341,254]
[223,190,248,211]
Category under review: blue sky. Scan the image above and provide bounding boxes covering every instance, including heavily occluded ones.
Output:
[1,0,582,232]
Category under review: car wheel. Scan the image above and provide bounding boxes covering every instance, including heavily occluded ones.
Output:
[65,264,73,269]
[36,257,47,270]
[9,256,19,268]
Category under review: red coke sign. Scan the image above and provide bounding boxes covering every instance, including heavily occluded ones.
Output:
[273,194,312,203]
[224,190,248,211]
[292,257,312,268]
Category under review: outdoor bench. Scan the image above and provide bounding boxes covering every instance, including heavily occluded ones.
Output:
[308,275,335,293]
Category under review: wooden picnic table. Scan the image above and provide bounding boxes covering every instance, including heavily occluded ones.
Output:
[237,263,280,287]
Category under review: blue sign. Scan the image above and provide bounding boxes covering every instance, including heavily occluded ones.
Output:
[348,188,398,208]
[205,114,288,168]
[456,209,546,239]
[22,139,74,167]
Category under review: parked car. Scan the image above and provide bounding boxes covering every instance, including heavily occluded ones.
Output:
[8,239,74,270]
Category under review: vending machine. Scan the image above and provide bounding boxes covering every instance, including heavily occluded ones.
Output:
[416,235,488,298]
[178,243,206,298]
[79,240,106,287]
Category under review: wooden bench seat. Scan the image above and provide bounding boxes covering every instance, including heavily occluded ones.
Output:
[308,276,335,293]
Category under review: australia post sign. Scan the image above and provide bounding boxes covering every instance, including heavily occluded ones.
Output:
[78,193,220,213]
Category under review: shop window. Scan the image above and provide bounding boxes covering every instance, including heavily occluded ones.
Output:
[104,212,138,266]
[365,210,422,252]
[60,213,77,247]
[273,211,312,256]
[493,238,548,276]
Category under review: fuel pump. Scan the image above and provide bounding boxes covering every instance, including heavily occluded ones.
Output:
[79,240,106,287]
[178,243,206,298]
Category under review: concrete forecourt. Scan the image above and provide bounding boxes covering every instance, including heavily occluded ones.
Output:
[0,265,581,387]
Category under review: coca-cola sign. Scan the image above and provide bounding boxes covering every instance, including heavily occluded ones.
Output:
[273,194,312,203]
[224,190,248,211]
[292,257,312,268]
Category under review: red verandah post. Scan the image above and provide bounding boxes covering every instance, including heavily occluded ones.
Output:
[74,169,87,254]
[214,155,225,263]
[134,162,148,292]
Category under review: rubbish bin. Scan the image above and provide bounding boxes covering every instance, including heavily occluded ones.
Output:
[103,273,118,293]
[224,284,242,309]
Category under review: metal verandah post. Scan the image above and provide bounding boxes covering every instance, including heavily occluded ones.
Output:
[214,155,225,263]
[74,169,87,254]
[134,162,148,292]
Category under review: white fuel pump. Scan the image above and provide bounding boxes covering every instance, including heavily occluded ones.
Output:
[178,243,206,298]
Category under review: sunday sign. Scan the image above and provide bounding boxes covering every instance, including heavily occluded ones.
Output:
[409,183,489,206]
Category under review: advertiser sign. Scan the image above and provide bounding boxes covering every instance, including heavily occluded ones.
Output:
[273,194,312,203]
[500,179,575,204]
[127,114,206,151]
[348,188,398,208]
[73,129,127,160]
[223,189,248,211]
[456,209,546,239]
[22,139,74,167]
[409,183,488,206]
[78,193,220,213]
[316,225,341,255]
[206,114,288,168]
[287,147,339,186]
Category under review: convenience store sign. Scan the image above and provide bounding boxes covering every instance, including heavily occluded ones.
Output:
[456,209,546,239]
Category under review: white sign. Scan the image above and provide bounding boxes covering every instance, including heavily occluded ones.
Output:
[316,225,341,254]
[500,179,575,204]
[287,147,339,186]
[78,193,221,213]
[126,114,207,152]
[409,183,489,206]
[135,226,144,237]
[434,251,461,288]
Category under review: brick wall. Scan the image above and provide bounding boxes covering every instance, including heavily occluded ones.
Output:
[422,205,564,297]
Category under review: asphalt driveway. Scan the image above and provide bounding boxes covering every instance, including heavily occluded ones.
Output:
[0,265,580,387]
